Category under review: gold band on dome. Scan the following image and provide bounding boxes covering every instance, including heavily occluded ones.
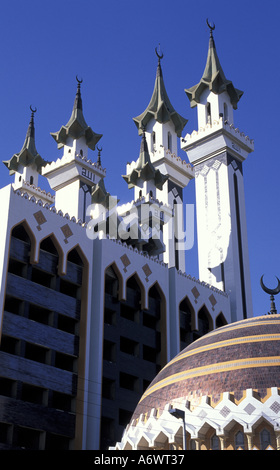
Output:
[191,319,280,345]
[140,355,280,403]
[163,333,280,371]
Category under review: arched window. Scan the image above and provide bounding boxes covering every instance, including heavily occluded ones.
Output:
[30,176,34,185]
[216,312,227,328]
[67,247,84,266]
[8,224,32,279]
[40,236,59,255]
[211,434,220,450]
[235,430,245,449]
[260,428,271,450]
[167,132,172,152]
[195,306,212,339]
[223,102,228,121]
[206,102,211,124]
[190,439,196,450]
[105,265,120,298]
[126,274,142,310]
[11,224,32,243]
[152,132,156,150]
[179,297,194,349]
[147,283,166,367]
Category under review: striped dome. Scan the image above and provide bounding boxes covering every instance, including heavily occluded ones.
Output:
[132,315,280,420]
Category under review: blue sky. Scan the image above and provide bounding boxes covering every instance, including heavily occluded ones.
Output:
[0,0,279,318]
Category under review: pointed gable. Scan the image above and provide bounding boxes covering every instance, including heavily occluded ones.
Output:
[51,77,102,150]
[133,51,188,137]
[3,107,47,175]
[122,131,168,190]
[185,22,243,109]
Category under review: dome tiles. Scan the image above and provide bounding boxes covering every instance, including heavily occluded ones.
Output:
[132,314,280,421]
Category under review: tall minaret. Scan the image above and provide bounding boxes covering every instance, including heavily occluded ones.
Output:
[181,22,254,321]
[42,78,105,222]
[133,49,194,270]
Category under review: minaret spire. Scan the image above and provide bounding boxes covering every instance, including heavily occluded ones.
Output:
[185,20,243,110]
[3,105,47,175]
[50,76,102,151]
[74,76,83,111]
[155,44,163,77]
[133,49,188,137]
[122,129,168,190]
[43,77,105,221]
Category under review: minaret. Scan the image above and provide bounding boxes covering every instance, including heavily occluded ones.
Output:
[122,130,168,256]
[181,22,254,321]
[3,106,52,203]
[42,78,105,221]
[133,49,194,270]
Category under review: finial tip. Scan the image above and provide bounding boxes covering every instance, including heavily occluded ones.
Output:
[206,18,215,34]
[76,75,83,86]
[30,105,37,114]
[155,44,163,62]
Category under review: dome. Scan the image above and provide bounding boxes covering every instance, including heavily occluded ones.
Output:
[112,315,280,450]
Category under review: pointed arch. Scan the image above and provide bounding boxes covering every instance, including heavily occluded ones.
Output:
[148,281,166,305]
[10,219,37,264]
[252,418,276,449]
[252,419,276,450]
[210,433,220,450]
[199,422,220,449]
[104,262,124,301]
[38,232,64,275]
[215,311,227,329]
[66,244,89,288]
[234,429,246,450]
[66,244,86,266]
[147,281,167,366]
[195,304,213,339]
[125,272,145,310]
[179,295,196,348]
[152,430,169,449]
[136,435,150,450]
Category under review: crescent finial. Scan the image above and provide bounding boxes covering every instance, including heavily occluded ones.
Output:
[155,44,164,61]
[206,18,215,33]
[30,105,37,114]
[260,275,280,296]
[76,75,83,85]
[96,145,102,166]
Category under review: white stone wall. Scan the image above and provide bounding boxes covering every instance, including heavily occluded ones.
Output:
[111,388,280,450]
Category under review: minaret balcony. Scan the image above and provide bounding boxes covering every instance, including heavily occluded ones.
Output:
[12,180,55,204]
[42,152,106,191]
[150,145,194,188]
[181,116,254,165]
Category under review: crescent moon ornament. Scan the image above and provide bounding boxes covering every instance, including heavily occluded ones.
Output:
[155,45,164,61]
[206,18,215,32]
[260,275,280,296]
[30,105,37,114]
[76,75,83,84]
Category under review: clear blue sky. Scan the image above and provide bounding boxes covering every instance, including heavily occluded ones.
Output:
[0,0,279,318]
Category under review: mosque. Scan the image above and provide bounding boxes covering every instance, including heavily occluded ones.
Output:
[0,21,278,450]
